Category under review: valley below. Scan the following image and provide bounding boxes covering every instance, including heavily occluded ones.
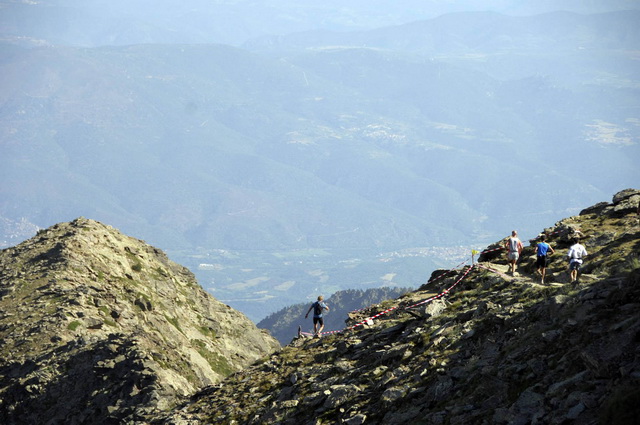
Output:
[171,245,474,322]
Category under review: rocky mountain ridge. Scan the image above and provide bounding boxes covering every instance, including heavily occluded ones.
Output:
[1,190,638,425]
[0,218,279,424]
[154,189,640,425]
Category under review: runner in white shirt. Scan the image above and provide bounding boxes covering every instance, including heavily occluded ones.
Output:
[567,238,588,283]
[504,230,523,275]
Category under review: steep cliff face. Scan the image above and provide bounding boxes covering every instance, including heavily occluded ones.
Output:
[0,218,279,425]
[154,189,640,425]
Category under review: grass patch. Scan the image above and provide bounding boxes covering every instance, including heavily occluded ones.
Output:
[137,292,152,302]
[125,251,143,272]
[67,321,81,331]
[198,326,217,338]
[153,267,168,278]
[419,330,432,347]
[164,314,183,334]
[152,353,170,369]
[192,339,235,376]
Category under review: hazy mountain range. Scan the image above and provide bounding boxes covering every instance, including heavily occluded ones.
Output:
[2,0,639,47]
[1,2,639,320]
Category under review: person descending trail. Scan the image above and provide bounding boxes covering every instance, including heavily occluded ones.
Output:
[505,230,524,275]
[535,234,555,284]
[305,295,329,337]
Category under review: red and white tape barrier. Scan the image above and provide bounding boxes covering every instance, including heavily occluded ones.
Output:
[304,265,476,337]
[347,260,469,314]
[303,227,573,338]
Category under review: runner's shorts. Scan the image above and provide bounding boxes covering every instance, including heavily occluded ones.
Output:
[536,255,547,268]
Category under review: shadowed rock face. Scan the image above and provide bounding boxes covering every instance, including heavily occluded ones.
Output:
[151,190,640,425]
[0,218,279,425]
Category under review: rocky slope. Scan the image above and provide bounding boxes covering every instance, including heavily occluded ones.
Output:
[154,189,640,425]
[0,218,279,425]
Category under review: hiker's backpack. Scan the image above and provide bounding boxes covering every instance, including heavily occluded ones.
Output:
[313,302,323,316]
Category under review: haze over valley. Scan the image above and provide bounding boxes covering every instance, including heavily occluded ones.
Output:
[1,0,639,320]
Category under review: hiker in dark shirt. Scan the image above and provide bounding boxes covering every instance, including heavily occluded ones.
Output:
[535,234,555,284]
[305,295,329,337]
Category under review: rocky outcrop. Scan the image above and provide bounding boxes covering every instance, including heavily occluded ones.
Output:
[153,189,640,425]
[0,218,279,424]
[581,188,639,217]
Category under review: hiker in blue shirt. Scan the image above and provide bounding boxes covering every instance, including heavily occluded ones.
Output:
[535,234,555,284]
[305,295,329,337]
